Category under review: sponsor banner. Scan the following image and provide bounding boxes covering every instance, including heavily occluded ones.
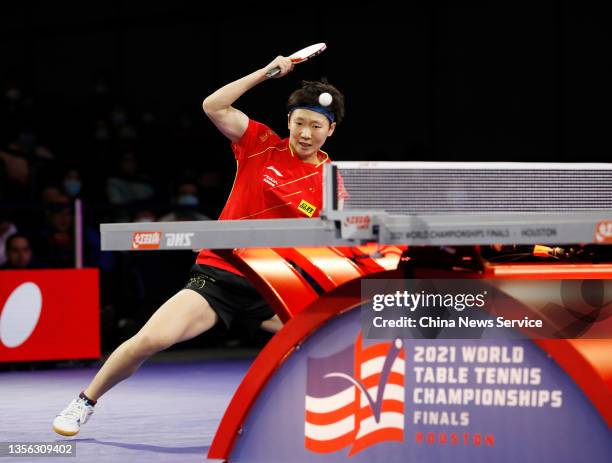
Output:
[229,308,611,462]
[0,269,100,362]
[361,279,612,340]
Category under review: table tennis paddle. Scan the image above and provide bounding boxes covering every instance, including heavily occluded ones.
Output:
[265,43,327,78]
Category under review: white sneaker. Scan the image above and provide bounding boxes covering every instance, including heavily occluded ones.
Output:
[52,398,95,436]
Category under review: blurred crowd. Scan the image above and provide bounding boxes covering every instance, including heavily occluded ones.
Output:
[0,73,255,351]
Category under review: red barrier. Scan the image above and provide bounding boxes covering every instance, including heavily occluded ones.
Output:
[209,257,612,460]
[274,247,364,291]
[0,269,100,362]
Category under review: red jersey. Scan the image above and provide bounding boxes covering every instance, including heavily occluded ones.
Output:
[196,119,333,274]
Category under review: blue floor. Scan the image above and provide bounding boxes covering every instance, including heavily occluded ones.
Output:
[0,359,252,462]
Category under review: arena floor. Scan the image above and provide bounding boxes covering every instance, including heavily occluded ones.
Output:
[0,353,254,462]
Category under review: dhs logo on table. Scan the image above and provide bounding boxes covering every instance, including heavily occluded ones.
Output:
[131,232,194,249]
[166,233,194,248]
[305,333,405,456]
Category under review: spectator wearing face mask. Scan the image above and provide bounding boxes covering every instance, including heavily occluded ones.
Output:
[159,181,209,222]
[62,168,83,199]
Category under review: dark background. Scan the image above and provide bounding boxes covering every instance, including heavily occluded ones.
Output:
[2,1,610,169]
[1,1,610,352]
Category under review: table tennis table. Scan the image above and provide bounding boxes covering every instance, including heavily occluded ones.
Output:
[100,162,612,463]
[101,161,612,250]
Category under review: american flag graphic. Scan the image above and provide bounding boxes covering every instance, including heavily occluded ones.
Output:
[305,333,405,455]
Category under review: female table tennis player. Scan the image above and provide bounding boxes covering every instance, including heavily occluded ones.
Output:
[53,54,345,436]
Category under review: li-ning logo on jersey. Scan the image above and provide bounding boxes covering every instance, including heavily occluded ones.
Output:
[132,232,162,249]
[166,233,194,247]
[263,175,278,187]
[263,166,283,187]
[298,199,317,217]
[595,222,612,243]
[305,333,405,456]
[266,166,284,177]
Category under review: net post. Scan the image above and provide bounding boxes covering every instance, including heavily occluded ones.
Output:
[322,163,338,218]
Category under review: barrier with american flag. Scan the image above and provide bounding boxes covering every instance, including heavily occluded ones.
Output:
[210,301,610,462]
[305,333,405,455]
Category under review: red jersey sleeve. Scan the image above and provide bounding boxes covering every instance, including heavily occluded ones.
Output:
[231,119,280,161]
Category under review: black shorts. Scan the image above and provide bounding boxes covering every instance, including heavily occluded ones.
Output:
[183,264,275,332]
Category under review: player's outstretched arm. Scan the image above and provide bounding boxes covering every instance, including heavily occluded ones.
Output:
[202,56,294,143]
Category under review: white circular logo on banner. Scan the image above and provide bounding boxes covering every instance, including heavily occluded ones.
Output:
[0,282,43,348]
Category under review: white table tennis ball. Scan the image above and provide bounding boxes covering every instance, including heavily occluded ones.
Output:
[318,92,333,107]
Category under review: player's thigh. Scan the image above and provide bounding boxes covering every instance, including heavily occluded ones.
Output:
[135,289,219,350]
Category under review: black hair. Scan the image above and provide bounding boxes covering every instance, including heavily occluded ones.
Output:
[5,233,30,250]
[287,79,345,124]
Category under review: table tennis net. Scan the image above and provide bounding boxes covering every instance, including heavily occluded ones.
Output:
[331,162,612,215]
